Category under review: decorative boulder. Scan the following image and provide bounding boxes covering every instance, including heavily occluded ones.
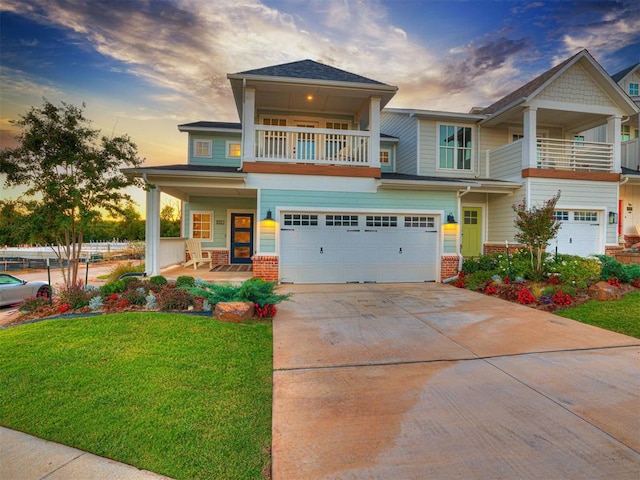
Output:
[214,302,255,323]
[587,281,622,302]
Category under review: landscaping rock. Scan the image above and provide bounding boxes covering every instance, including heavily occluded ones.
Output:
[587,282,622,301]
[214,302,255,322]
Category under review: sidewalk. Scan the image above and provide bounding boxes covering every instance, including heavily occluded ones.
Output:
[0,427,173,480]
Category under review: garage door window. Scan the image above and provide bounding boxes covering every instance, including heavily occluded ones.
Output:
[326,215,358,226]
[283,214,318,226]
[553,211,569,221]
[574,211,598,222]
[366,215,397,227]
[404,216,435,228]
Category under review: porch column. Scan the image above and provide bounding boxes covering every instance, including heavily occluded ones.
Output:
[242,87,256,163]
[523,107,537,169]
[369,96,381,168]
[607,114,622,173]
[145,186,161,276]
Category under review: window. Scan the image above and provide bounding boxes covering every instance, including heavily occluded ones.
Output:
[262,117,287,158]
[326,121,349,159]
[326,215,358,226]
[621,125,640,142]
[380,149,391,165]
[284,214,318,226]
[553,211,569,221]
[194,140,212,158]
[463,210,478,225]
[226,142,241,158]
[366,215,397,227]
[439,125,472,170]
[573,135,585,146]
[404,216,434,228]
[629,83,639,96]
[574,211,598,222]
[191,211,212,240]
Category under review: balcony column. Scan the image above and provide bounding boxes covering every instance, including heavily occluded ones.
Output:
[607,114,621,172]
[369,96,381,168]
[145,185,161,276]
[242,87,256,163]
[522,107,537,169]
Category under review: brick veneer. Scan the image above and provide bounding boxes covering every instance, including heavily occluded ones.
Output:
[185,249,229,264]
[252,255,279,283]
[605,245,624,256]
[623,235,640,249]
[483,242,526,255]
[440,255,460,281]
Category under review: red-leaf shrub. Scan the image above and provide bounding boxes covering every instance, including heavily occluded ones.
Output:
[486,284,498,295]
[108,293,119,301]
[631,277,640,288]
[117,299,130,309]
[552,290,572,306]
[607,278,621,288]
[58,303,71,314]
[517,287,535,305]
[503,275,511,284]
[548,275,561,285]
[255,304,277,318]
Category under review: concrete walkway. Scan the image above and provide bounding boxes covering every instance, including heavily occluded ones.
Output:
[0,428,173,480]
[272,283,640,479]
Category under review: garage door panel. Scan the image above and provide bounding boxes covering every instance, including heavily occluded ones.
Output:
[280,213,439,283]
[548,210,601,257]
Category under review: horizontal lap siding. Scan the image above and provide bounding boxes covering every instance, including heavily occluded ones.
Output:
[487,186,525,242]
[620,185,640,235]
[259,189,457,253]
[185,197,256,248]
[418,120,437,176]
[189,134,242,167]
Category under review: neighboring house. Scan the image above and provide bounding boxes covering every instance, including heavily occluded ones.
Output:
[124,49,639,284]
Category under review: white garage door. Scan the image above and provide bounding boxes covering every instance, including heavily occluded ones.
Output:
[549,210,601,257]
[279,212,439,283]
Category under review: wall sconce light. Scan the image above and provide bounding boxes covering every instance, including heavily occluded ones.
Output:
[446,212,457,224]
[608,211,618,224]
[263,209,273,221]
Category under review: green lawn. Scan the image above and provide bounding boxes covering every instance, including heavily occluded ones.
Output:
[556,291,640,339]
[0,313,273,479]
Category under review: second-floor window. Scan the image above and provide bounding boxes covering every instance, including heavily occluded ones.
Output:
[227,142,241,158]
[439,125,472,170]
[380,149,391,166]
[621,125,640,142]
[194,140,212,158]
[629,83,639,96]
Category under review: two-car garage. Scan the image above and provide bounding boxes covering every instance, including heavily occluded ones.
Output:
[279,211,440,283]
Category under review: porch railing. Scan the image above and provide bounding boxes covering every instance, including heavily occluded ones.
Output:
[536,138,614,172]
[254,125,371,166]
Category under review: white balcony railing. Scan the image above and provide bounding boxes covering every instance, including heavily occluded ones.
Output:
[254,125,371,166]
[536,138,614,172]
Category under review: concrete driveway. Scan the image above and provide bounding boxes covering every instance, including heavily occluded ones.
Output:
[272,283,640,479]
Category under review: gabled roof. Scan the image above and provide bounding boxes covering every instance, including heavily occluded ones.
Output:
[481,51,581,115]
[232,59,389,86]
[612,62,640,83]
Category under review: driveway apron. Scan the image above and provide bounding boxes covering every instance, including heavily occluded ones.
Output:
[272,283,640,479]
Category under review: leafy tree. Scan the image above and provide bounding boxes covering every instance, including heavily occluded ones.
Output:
[117,205,145,240]
[0,100,144,288]
[512,191,561,278]
[160,201,181,237]
[0,199,40,246]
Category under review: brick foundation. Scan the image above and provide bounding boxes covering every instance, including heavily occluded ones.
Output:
[623,234,640,249]
[483,242,526,255]
[186,249,229,264]
[440,255,460,281]
[252,255,279,283]
[605,245,624,256]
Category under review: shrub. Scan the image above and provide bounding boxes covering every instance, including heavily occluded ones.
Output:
[596,255,640,283]
[255,304,277,318]
[100,280,126,296]
[462,254,497,274]
[122,289,146,306]
[58,303,71,314]
[145,293,157,310]
[158,288,194,311]
[106,262,145,283]
[546,255,601,289]
[607,277,621,288]
[18,296,50,313]
[88,296,104,311]
[517,287,536,305]
[59,282,94,310]
[552,290,573,306]
[149,275,168,286]
[485,284,498,295]
[463,270,495,292]
[176,276,196,288]
[631,277,640,288]
[189,277,292,307]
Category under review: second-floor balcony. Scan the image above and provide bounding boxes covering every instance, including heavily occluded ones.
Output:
[254,125,371,166]
[488,137,615,178]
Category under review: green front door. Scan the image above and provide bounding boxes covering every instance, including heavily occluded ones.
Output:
[461,207,482,257]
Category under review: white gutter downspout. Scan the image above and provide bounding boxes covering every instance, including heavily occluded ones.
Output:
[239,78,246,172]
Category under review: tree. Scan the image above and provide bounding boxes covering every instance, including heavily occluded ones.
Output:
[0,100,144,288]
[512,191,562,278]
[160,201,181,237]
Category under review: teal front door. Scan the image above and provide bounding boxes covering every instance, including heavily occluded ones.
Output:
[231,213,254,264]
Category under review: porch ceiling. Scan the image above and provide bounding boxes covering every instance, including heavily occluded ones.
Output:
[484,106,610,133]
[162,186,257,201]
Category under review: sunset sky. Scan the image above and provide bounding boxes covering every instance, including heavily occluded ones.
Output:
[1,0,639,210]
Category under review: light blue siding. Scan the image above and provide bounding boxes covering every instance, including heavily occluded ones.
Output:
[259,189,457,253]
[185,196,256,248]
[381,112,417,174]
[188,134,242,167]
[380,140,396,173]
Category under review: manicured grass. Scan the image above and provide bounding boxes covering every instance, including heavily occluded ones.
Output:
[556,291,640,339]
[0,313,273,479]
